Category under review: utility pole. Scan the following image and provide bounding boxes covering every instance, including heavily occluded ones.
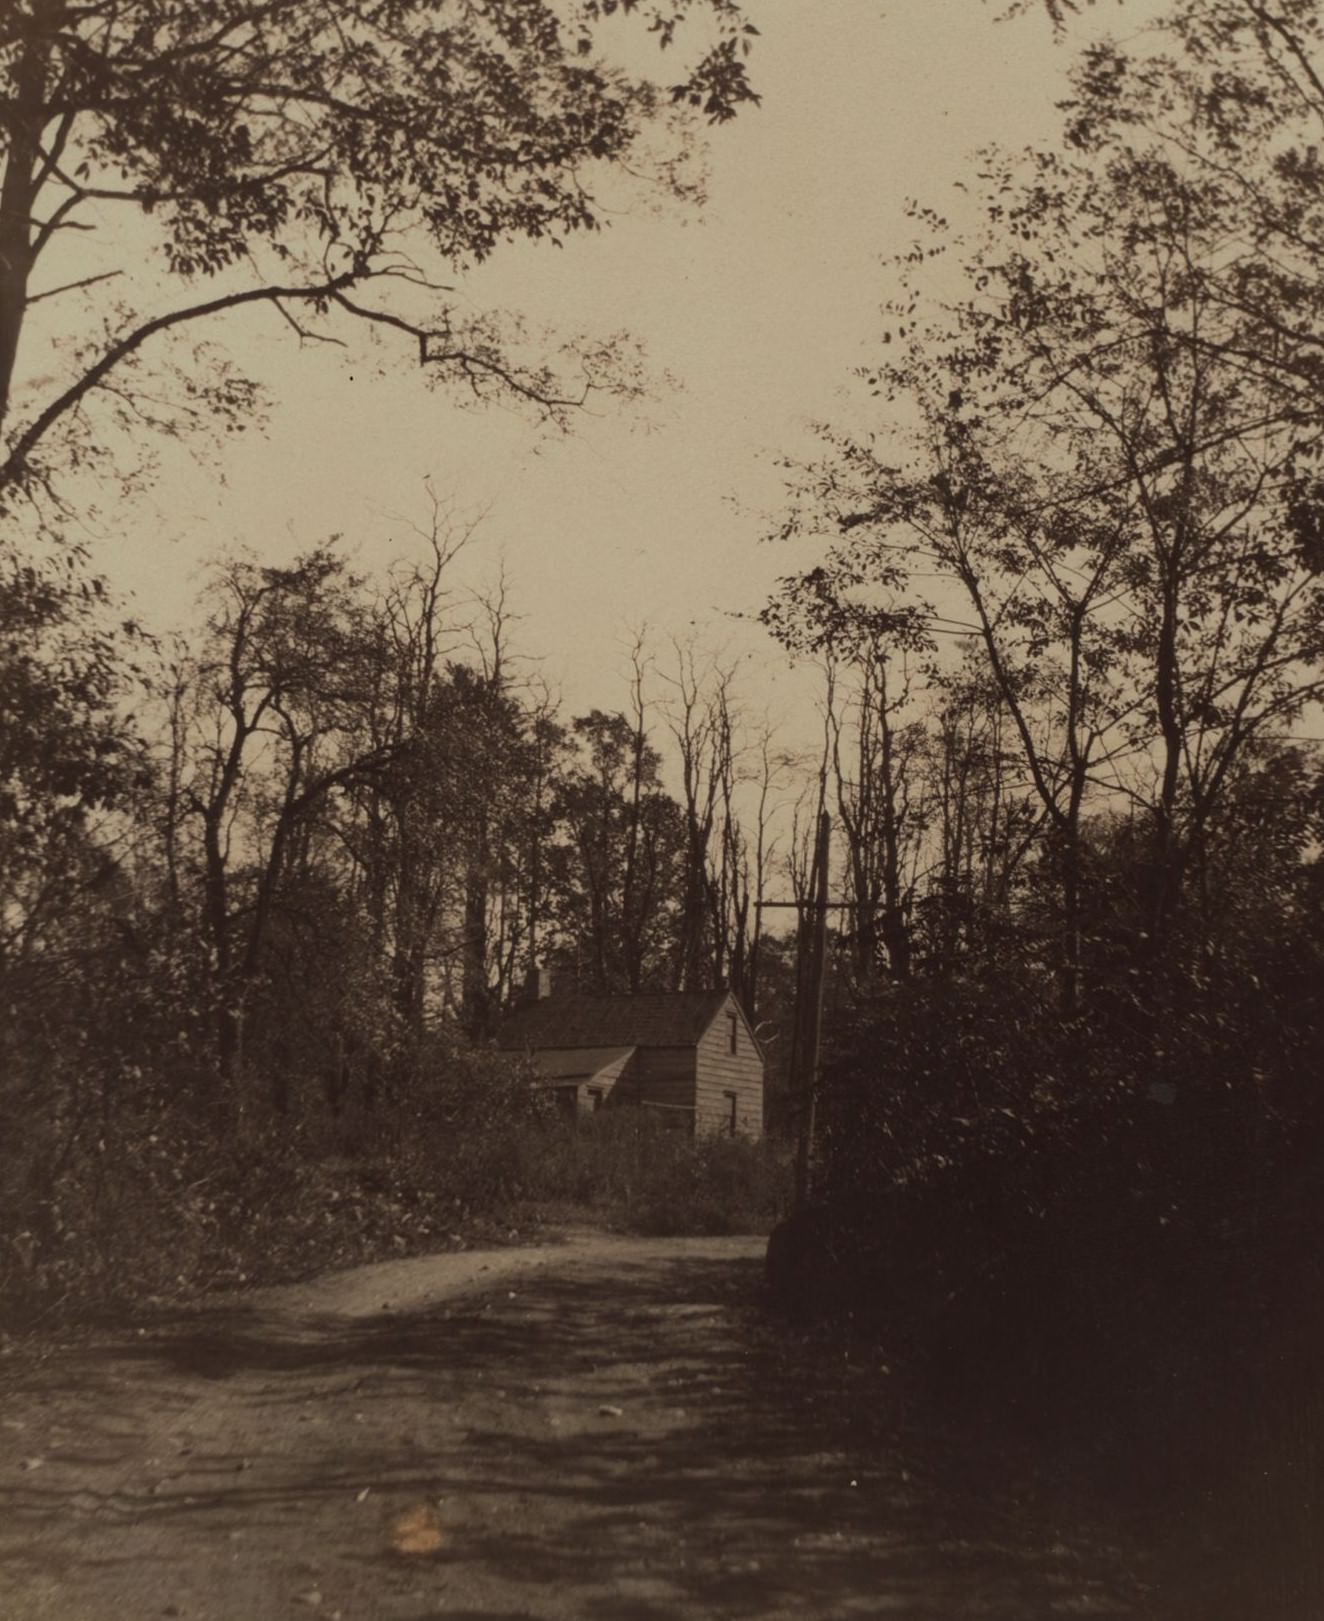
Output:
[755,816,859,1210]
[793,810,831,1210]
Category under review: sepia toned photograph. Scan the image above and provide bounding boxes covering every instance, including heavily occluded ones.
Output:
[2,1,1321,1616]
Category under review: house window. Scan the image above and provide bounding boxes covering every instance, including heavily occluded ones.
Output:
[587,1087,604,1112]
[727,1013,739,1055]
[724,1090,739,1138]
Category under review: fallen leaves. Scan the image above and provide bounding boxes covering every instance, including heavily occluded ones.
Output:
[391,1503,446,1555]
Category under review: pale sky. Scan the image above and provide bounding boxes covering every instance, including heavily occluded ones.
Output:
[81,0,1158,734]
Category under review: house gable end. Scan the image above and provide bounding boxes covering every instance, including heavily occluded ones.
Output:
[695,991,764,1064]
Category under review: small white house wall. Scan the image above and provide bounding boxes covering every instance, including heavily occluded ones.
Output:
[693,999,763,1139]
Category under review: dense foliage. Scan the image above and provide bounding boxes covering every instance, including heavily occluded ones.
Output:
[0,0,777,1321]
[759,2,1324,1607]
[0,0,758,499]
[0,525,793,1318]
[5,1,1324,1601]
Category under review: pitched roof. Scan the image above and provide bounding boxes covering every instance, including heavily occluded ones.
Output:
[525,1046,635,1084]
[498,991,733,1052]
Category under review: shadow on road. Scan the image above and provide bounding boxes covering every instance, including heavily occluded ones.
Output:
[2,1249,1150,1620]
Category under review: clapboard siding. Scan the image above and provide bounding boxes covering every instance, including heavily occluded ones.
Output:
[587,1049,634,1107]
[693,997,763,1138]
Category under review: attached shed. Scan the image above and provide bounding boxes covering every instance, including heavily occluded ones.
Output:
[522,1046,635,1117]
[498,988,764,1138]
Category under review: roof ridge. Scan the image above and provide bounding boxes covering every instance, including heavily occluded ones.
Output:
[497,988,734,1052]
[550,988,726,997]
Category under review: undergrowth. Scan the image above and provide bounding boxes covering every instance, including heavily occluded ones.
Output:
[1,1069,789,1329]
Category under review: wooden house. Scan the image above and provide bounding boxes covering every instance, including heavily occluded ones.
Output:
[497,987,764,1138]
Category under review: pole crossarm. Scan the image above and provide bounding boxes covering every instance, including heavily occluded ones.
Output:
[756,899,858,911]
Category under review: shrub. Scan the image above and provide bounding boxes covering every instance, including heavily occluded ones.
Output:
[1,1030,791,1328]
[768,962,1324,1611]
[506,1110,792,1237]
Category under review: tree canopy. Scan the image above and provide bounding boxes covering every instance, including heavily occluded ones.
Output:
[765,0,1324,1003]
[0,0,759,503]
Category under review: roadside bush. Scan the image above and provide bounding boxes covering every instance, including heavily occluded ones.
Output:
[2,1019,790,1327]
[0,1032,555,1322]
[768,957,1324,1614]
[505,1109,792,1237]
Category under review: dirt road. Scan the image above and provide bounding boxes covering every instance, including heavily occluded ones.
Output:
[1,1233,1149,1620]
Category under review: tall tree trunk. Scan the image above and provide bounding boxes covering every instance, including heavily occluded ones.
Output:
[461,829,491,1038]
[0,5,57,431]
[391,807,427,1030]
[201,809,240,1083]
